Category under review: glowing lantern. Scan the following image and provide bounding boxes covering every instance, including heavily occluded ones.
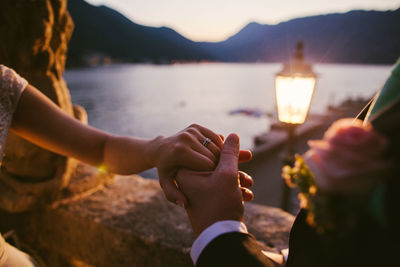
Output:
[275,42,317,124]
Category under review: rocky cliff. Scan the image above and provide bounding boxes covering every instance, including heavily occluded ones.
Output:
[0,0,78,212]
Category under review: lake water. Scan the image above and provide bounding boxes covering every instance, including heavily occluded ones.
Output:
[64,63,392,177]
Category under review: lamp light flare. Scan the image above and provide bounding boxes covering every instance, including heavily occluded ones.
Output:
[275,41,317,125]
[275,75,316,124]
[97,164,107,173]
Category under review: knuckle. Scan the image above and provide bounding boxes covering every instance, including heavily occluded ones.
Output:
[173,143,187,154]
[221,147,238,158]
[186,127,198,135]
[189,123,200,129]
[178,132,193,142]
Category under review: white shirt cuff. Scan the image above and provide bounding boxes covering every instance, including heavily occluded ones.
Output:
[190,220,248,265]
[281,248,289,262]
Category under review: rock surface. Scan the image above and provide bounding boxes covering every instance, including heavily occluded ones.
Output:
[0,0,105,212]
[0,0,74,178]
[0,175,294,267]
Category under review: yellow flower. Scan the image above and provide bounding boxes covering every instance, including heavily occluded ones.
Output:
[298,193,309,208]
[306,212,316,227]
[309,185,317,195]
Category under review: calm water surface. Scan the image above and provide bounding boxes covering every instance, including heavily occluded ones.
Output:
[64,63,392,177]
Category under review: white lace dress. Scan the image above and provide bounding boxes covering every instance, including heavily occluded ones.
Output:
[0,65,28,266]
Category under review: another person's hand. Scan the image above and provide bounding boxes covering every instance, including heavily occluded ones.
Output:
[153,125,252,207]
[176,133,254,237]
[304,118,390,195]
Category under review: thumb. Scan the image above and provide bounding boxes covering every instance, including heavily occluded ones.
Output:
[216,133,240,174]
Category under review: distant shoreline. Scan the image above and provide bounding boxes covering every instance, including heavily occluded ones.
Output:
[65,61,395,70]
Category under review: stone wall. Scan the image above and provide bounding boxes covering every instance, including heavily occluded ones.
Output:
[0,0,80,212]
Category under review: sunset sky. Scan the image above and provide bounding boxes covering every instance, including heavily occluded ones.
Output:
[85,0,400,42]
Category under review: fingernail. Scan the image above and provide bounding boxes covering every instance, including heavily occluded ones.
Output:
[176,200,185,208]
[228,133,239,145]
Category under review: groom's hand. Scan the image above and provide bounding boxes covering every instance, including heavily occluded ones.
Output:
[176,133,253,237]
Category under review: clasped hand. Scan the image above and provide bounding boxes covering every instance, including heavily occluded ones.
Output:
[155,124,253,211]
[175,133,254,237]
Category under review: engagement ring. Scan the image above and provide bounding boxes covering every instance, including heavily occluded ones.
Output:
[202,138,211,147]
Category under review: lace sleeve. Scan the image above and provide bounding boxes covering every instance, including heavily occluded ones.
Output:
[0,65,28,162]
[0,234,8,266]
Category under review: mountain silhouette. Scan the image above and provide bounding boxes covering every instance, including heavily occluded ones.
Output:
[66,0,400,67]
[67,0,211,66]
[200,9,400,64]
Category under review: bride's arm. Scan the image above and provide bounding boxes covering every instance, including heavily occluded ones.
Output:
[10,84,229,205]
[11,84,160,172]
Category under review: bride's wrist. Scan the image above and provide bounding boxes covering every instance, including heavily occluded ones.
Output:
[147,135,165,168]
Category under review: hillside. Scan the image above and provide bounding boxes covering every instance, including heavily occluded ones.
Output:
[66,0,211,66]
[201,9,400,64]
[66,0,400,66]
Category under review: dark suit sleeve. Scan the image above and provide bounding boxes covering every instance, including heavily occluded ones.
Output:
[196,232,275,267]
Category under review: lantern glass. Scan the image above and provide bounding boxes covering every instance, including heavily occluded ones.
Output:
[275,75,316,124]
